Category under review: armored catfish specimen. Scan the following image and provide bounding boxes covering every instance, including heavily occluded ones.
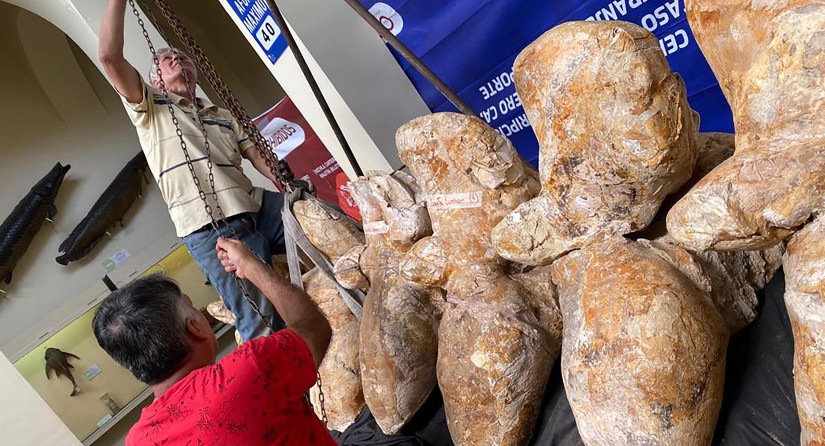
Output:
[0,163,71,286]
[293,199,365,432]
[491,20,698,266]
[551,237,728,446]
[332,171,442,435]
[783,216,825,445]
[397,113,561,446]
[56,152,148,265]
[44,348,81,397]
[668,1,825,250]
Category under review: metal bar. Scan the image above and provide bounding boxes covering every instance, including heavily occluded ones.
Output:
[341,0,475,116]
[264,0,364,177]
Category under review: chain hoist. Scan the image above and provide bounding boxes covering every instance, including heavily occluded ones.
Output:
[127,0,327,426]
[139,0,296,192]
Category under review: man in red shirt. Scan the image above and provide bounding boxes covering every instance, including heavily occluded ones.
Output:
[93,237,337,445]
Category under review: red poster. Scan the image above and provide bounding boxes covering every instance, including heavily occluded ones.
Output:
[253,96,349,206]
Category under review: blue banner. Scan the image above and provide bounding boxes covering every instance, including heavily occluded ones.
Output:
[223,0,287,64]
[361,0,733,165]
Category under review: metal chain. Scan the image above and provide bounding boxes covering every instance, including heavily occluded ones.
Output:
[128,1,327,425]
[316,370,329,426]
[148,0,293,193]
[236,246,328,428]
[128,0,266,329]
[128,0,221,234]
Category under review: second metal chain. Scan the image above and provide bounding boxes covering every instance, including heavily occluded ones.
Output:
[129,0,328,426]
[146,0,293,193]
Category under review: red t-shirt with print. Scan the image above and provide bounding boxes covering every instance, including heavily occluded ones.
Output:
[126,329,337,446]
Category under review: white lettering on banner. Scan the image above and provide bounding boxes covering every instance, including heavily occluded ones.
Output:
[481,91,523,124]
[363,221,390,235]
[428,192,483,210]
[312,158,341,179]
[586,0,648,21]
[585,0,682,24]
[659,29,690,55]
[242,0,268,33]
[233,0,254,11]
[479,70,514,101]
[480,105,499,123]
[261,117,306,158]
[496,113,532,137]
[498,91,522,115]
[640,0,681,32]
[313,158,337,173]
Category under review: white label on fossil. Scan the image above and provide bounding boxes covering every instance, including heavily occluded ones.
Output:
[428,192,483,210]
[363,221,390,235]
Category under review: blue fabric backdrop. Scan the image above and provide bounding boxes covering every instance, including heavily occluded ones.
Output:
[360,0,733,165]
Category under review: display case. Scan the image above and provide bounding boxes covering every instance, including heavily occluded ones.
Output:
[12,244,232,444]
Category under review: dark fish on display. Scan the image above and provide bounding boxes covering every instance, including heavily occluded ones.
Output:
[0,163,71,287]
[56,152,148,265]
[44,348,81,396]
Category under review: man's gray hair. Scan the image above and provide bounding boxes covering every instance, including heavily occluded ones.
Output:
[148,47,197,83]
[93,274,197,384]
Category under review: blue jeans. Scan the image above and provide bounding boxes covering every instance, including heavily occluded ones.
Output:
[183,190,287,341]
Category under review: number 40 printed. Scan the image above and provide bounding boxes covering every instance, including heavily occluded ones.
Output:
[255,15,280,50]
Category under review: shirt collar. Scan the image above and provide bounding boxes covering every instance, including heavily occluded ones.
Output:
[167,89,219,114]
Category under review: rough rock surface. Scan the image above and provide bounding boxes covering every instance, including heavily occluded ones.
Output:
[668,2,825,250]
[692,133,736,180]
[491,20,698,266]
[551,237,728,446]
[645,132,737,239]
[294,199,364,260]
[302,269,365,432]
[783,216,825,445]
[642,132,784,333]
[641,236,783,334]
[397,113,561,446]
[206,300,242,345]
[293,199,365,431]
[332,171,442,435]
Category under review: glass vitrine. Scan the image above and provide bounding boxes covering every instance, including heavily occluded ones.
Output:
[12,244,232,444]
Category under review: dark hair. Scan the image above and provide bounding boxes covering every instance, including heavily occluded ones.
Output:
[93,274,193,384]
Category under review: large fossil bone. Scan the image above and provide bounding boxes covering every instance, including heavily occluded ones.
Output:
[332,171,442,434]
[551,237,728,446]
[492,20,698,266]
[397,113,561,446]
[293,199,365,431]
[783,216,825,445]
[667,2,825,250]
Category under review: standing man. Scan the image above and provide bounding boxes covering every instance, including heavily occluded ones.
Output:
[99,0,285,340]
[93,237,336,445]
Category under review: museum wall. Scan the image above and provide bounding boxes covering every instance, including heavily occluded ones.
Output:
[1,353,82,446]
[14,308,148,440]
[0,4,176,356]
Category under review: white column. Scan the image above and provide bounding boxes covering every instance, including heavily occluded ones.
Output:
[218,0,432,177]
[0,353,81,446]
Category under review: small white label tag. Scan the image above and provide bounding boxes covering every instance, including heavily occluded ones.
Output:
[110,249,132,266]
[84,364,103,381]
[363,221,390,235]
[96,414,113,428]
[428,192,483,210]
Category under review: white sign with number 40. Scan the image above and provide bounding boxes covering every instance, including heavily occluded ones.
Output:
[255,15,281,51]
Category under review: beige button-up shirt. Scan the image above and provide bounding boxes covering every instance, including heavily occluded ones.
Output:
[122,83,262,237]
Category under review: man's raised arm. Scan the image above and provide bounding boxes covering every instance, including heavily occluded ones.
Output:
[216,237,332,367]
[99,0,143,103]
